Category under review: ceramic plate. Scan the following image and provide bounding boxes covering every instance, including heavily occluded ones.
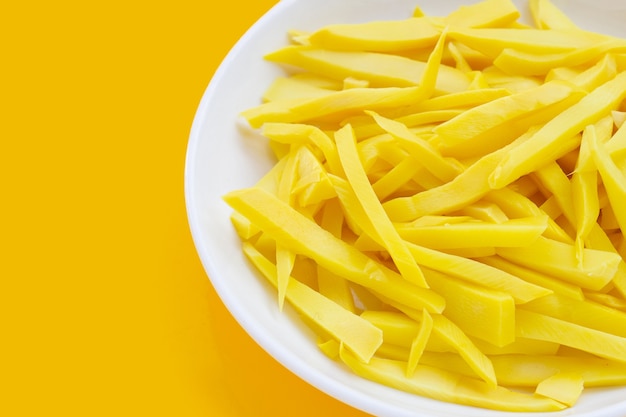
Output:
[185,1,626,415]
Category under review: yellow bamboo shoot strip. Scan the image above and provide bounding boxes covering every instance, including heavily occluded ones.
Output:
[371,156,423,201]
[373,300,498,387]
[483,187,574,244]
[572,122,611,264]
[350,109,462,141]
[397,216,547,250]
[497,236,620,291]
[403,215,476,227]
[362,137,422,179]
[292,145,337,207]
[388,88,510,117]
[516,309,626,364]
[317,338,341,360]
[416,351,626,389]
[446,41,494,70]
[365,145,417,188]
[261,123,342,175]
[335,124,427,288]
[251,231,278,261]
[532,161,575,227]
[588,120,626,234]
[252,154,287,195]
[339,347,566,412]
[469,68,493,89]
[412,25,449,101]
[383,129,534,222]
[434,80,581,158]
[225,187,445,312]
[396,109,464,128]
[330,175,386,249]
[316,199,356,313]
[508,175,540,197]
[425,313,497,387]
[529,0,579,29]
[355,133,398,174]
[448,27,608,60]
[406,309,432,377]
[246,30,453,129]
[489,71,626,190]
[481,66,543,92]
[491,354,626,388]
[585,291,626,311]
[439,247,497,259]
[348,283,388,312]
[373,343,415,361]
[612,112,626,134]
[612,110,626,128]
[616,236,626,258]
[291,254,320,289]
[262,76,336,102]
[360,310,451,353]
[454,200,509,223]
[527,293,626,337]
[289,72,345,89]
[412,351,500,382]
[264,46,470,93]
[230,210,261,241]
[606,113,626,158]
[444,0,520,29]
[242,85,427,129]
[242,243,383,362]
[307,17,441,52]
[406,242,551,304]
[546,66,583,84]
[345,77,391,93]
[585,226,626,299]
[571,125,600,223]
[600,204,621,231]
[366,312,560,356]
[406,351,472,379]
[447,42,472,73]
[472,337,560,356]
[276,150,299,310]
[533,201,571,238]
[572,53,618,94]
[477,255,584,301]
[288,29,311,46]
[401,169,443,196]
[367,111,462,183]
[442,89,585,159]
[423,267,515,347]
[494,40,626,77]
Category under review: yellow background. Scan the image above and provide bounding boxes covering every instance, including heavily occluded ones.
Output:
[1,1,371,416]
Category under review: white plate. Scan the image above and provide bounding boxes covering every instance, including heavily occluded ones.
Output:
[185,1,626,416]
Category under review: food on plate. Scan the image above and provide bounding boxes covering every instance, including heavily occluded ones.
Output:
[223,0,626,411]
